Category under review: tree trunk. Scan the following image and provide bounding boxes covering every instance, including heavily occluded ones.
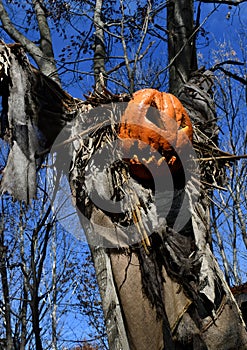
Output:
[0,243,14,350]
[30,296,43,350]
[93,0,107,90]
[30,231,43,350]
[91,247,130,349]
[88,3,130,347]
[167,0,197,95]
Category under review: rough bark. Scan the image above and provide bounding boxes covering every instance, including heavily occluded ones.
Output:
[0,243,14,350]
[91,247,130,349]
[167,0,197,95]
[93,0,107,90]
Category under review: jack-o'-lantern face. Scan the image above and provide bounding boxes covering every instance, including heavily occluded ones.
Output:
[118,88,193,181]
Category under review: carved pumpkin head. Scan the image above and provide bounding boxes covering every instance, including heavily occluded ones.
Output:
[118,88,193,181]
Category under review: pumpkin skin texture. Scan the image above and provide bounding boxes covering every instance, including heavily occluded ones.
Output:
[118,88,193,182]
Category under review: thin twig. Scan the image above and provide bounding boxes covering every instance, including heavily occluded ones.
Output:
[200,0,247,5]
[197,154,247,162]
[35,121,108,157]
[107,41,155,75]
[192,175,228,192]
[201,180,228,191]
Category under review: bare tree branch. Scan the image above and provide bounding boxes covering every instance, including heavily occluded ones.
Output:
[0,1,42,59]
[211,60,245,69]
[198,153,247,161]
[214,67,247,85]
[210,60,247,85]
[200,0,247,5]
[31,0,59,82]
[0,0,58,81]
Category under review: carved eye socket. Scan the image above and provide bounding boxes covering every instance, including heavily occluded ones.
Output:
[145,105,165,130]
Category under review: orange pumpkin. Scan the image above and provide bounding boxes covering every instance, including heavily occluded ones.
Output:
[118,88,193,181]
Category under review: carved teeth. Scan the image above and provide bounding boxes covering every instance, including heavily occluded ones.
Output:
[142,155,155,164]
[129,154,140,164]
[129,154,176,167]
[168,156,176,165]
[157,156,166,166]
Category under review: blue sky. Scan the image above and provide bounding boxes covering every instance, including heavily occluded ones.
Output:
[199,2,247,54]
